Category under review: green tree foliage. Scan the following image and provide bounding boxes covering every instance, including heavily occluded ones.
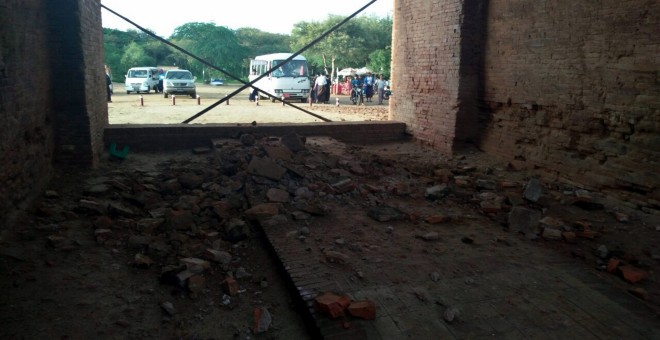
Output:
[102,13,392,83]
[120,42,156,70]
[236,28,291,78]
[170,22,247,81]
[290,14,392,78]
[368,48,391,78]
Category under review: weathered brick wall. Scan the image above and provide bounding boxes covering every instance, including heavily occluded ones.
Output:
[47,0,107,166]
[0,0,55,228]
[390,0,463,153]
[479,0,659,203]
[0,0,107,229]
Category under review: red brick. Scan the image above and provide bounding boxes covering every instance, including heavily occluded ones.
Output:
[347,300,376,320]
[618,265,649,283]
[425,214,451,224]
[222,277,240,296]
[606,258,621,273]
[314,292,351,319]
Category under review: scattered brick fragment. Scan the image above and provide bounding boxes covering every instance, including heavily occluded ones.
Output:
[314,292,351,319]
[618,266,649,283]
[347,300,376,320]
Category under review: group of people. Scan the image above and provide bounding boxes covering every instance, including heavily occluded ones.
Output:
[347,72,388,105]
[311,71,389,105]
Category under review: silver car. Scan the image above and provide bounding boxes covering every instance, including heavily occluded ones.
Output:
[163,70,196,98]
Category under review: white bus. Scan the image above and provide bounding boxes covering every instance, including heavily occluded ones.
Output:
[249,53,310,102]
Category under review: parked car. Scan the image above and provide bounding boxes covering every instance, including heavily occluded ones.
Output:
[210,78,224,86]
[163,69,196,98]
[124,67,160,94]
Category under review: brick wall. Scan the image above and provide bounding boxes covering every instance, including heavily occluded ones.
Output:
[392,0,658,205]
[47,0,107,166]
[479,0,659,203]
[0,0,55,228]
[0,0,107,229]
[104,122,407,152]
[390,0,464,153]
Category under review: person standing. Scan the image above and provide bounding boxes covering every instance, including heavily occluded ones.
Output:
[363,72,374,102]
[375,75,387,105]
[315,73,327,104]
[105,65,112,103]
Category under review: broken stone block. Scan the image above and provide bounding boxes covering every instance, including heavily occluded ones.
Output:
[253,307,272,334]
[542,227,562,240]
[239,133,256,146]
[314,292,351,319]
[476,179,497,190]
[187,274,205,293]
[204,249,232,265]
[628,287,649,300]
[264,144,293,161]
[178,173,204,189]
[368,205,407,222]
[244,203,280,220]
[347,300,376,320]
[508,207,541,237]
[164,209,194,231]
[79,199,107,214]
[331,178,355,194]
[421,232,440,241]
[618,265,649,283]
[523,178,543,202]
[425,214,451,224]
[596,245,609,259]
[192,147,212,154]
[443,306,461,323]
[614,211,629,223]
[324,250,349,264]
[607,258,621,273]
[480,200,502,213]
[180,257,210,274]
[133,253,153,268]
[247,157,286,180]
[222,277,240,296]
[161,301,176,316]
[562,231,577,244]
[281,132,307,153]
[266,188,290,203]
[425,184,449,200]
[94,229,113,245]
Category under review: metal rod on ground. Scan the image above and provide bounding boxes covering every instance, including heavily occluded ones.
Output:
[140,95,143,106]
[197,95,201,105]
[172,95,176,106]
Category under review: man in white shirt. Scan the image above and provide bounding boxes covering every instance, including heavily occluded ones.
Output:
[315,74,327,103]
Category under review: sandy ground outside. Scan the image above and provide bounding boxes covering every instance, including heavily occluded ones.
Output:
[108,83,390,125]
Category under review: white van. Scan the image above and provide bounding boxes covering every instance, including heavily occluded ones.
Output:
[124,67,160,94]
[249,53,310,102]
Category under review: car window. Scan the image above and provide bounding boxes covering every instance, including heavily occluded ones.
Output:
[166,71,193,80]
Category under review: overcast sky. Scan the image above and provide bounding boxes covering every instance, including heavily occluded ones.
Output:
[101,0,393,37]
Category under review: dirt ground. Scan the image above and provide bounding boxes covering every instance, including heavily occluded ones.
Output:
[0,88,658,339]
[108,83,389,125]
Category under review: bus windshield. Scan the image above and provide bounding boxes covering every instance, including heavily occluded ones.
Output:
[271,59,308,77]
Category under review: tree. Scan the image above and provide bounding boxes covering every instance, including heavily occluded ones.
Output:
[368,48,391,78]
[290,14,392,80]
[120,42,155,69]
[170,22,247,80]
[236,28,291,78]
